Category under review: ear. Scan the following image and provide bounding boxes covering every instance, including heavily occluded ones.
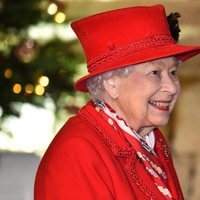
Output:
[103,78,118,99]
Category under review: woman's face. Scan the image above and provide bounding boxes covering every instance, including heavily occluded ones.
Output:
[109,57,180,135]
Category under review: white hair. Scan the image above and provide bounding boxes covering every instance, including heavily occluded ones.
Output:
[86,65,134,101]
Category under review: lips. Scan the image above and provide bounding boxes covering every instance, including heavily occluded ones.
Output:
[149,100,171,111]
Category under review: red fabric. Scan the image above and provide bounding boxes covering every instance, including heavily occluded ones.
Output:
[34,101,184,199]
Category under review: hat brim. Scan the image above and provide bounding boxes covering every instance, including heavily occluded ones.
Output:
[74,44,200,92]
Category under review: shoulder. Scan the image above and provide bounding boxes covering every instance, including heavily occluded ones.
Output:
[51,113,103,150]
[35,121,115,199]
[39,112,111,166]
[44,134,105,167]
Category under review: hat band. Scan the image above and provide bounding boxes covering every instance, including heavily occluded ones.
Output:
[88,35,175,73]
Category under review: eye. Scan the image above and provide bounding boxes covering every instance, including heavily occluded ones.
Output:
[149,70,160,76]
[169,69,179,80]
[170,70,177,76]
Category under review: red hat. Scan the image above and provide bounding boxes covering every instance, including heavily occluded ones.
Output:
[71,5,200,92]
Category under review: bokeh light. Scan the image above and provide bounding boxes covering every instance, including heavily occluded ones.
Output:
[25,84,34,94]
[35,84,45,96]
[4,68,13,79]
[38,76,49,87]
[47,3,58,15]
[54,12,66,24]
[13,83,22,94]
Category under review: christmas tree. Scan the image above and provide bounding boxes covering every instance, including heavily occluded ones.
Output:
[0,0,85,121]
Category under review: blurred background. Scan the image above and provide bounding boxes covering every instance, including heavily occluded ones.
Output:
[0,0,199,199]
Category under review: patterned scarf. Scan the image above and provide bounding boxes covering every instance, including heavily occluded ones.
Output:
[94,100,173,199]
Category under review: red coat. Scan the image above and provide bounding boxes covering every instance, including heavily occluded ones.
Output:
[34,102,184,200]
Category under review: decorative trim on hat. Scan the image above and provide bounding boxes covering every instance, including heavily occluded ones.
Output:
[88,35,175,73]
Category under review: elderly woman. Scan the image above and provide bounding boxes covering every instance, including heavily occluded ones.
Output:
[34,5,200,200]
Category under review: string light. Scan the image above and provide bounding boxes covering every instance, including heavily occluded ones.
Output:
[38,76,49,87]
[25,84,34,94]
[54,12,66,24]
[13,83,22,94]
[47,3,58,15]
[4,68,13,79]
[35,84,45,96]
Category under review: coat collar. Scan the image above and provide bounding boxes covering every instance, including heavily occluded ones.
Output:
[78,101,172,160]
[78,101,134,157]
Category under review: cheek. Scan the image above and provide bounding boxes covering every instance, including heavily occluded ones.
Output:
[173,82,181,104]
[160,82,180,113]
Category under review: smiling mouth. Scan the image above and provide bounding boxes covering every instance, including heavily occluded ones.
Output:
[149,100,171,111]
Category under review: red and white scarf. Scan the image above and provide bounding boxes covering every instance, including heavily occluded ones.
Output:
[94,100,173,199]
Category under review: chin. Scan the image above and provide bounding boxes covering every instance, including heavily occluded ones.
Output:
[150,117,170,127]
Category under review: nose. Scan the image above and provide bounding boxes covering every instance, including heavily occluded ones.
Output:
[161,74,179,95]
